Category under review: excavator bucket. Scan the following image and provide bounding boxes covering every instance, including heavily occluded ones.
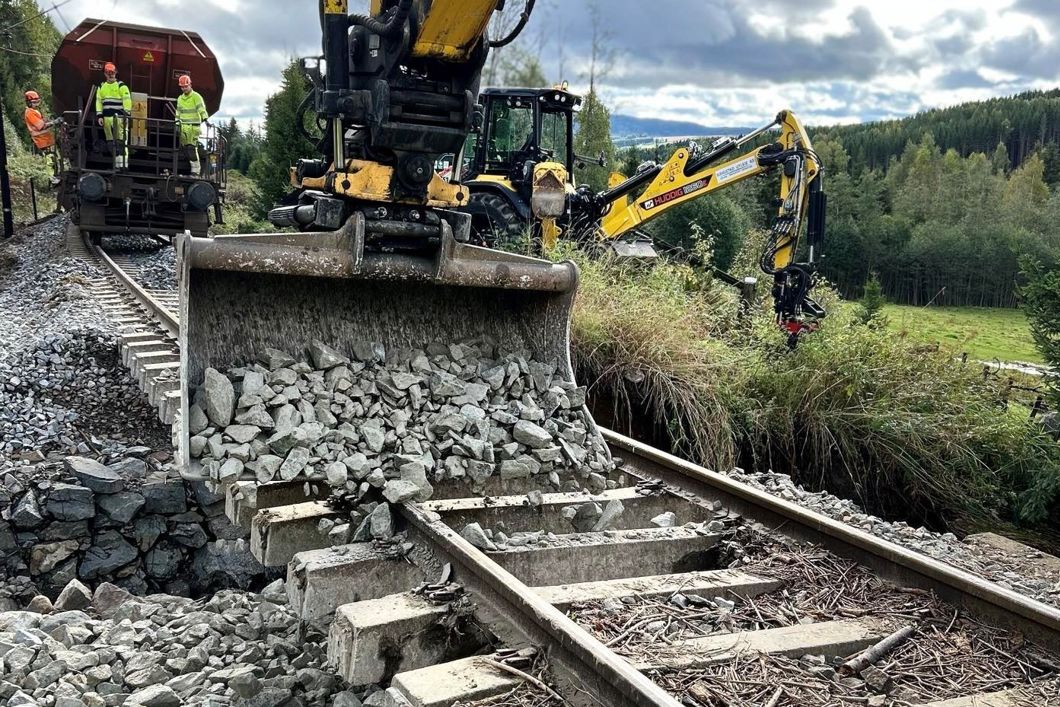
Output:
[173,213,581,481]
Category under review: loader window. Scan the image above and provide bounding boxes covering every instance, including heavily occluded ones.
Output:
[487,102,534,169]
[540,109,570,167]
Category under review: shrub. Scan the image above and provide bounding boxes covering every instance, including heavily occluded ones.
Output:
[569,249,1060,532]
[1021,258,1060,408]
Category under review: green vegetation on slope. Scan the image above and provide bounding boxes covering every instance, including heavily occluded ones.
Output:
[882,305,1044,365]
[567,244,1060,537]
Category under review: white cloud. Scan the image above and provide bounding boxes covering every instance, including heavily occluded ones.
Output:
[36,0,1060,129]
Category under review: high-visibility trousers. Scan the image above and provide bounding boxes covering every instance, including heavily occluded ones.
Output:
[102,116,128,165]
[180,123,203,175]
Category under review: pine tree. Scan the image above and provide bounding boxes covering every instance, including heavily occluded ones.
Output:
[991,142,1011,175]
[573,90,615,192]
[248,61,318,216]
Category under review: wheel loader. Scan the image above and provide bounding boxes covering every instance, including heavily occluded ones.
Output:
[175,0,584,480]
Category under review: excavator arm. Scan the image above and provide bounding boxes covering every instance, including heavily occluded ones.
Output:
[588,110,826,344]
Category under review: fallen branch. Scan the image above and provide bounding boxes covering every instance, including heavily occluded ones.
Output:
[483,658,565,702]
[840,624,917,676]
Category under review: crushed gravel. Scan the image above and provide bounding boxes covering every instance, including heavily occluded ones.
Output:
[0,218,169,465]
[725,468,1060,611]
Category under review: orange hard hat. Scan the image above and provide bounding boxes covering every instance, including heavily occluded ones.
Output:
[178,74,191,88]
[104,62,116,73]
[25,90,40,102]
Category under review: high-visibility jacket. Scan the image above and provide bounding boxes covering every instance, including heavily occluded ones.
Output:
[96,80,132,117]
[176,90,208,126]
[24,107,54,150]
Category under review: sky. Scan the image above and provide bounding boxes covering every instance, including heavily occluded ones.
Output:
[33,0,1060,129]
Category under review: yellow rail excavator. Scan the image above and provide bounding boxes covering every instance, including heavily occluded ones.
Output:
[457,86,828,343]
[175,0,584,477]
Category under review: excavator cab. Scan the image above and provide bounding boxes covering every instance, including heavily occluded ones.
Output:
[461,87,581,248]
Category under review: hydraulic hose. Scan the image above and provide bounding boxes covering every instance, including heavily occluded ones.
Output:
[349,0,412,38]
[489,0,536,48]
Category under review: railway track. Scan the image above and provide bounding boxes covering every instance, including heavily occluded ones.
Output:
[77,223,1060,707]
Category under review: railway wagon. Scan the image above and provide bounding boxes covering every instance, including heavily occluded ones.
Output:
[52,19,227,239]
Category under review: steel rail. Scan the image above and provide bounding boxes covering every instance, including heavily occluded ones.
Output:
[604,428,1060,647]
[87,231,179,339]
[401,503,682,707]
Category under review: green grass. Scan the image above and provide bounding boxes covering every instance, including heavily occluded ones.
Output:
[882,305,1044,365]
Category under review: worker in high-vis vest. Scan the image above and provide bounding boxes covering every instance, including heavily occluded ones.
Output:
[176,74,210,177]
[23,90,60,181]
[95,62,132,169]
[24,90,56,152]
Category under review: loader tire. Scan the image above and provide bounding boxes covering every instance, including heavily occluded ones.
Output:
[468,191,534,251]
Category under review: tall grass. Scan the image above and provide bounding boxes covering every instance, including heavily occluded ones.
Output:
[567,246,1060,533]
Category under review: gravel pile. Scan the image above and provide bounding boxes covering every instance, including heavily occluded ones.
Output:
[726,468,1060,609]
[133,249,177,292]
[0,218,168,466]
[0,578,365,707]
[0,328,168,461]
[186,339,615,539]
[99,235,177,292]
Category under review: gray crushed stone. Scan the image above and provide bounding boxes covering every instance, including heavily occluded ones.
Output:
[727,468,1060,609]
[185,338,616,541]
[0,578,366,707]
[0,218,169,464]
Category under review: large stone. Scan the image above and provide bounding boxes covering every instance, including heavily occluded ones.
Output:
[97,492,145,524]
[79,530,137,581]
[382,480,420,504]
[126,685,181,707]
[310,340,350,369]
[254,455,283,484]
[369,503,394,540]
[512,420,553,449]
[460,523,497,551]
[203,367,236,427]
[188,404,209,435]
[279,447,311,480]
[261,348,296,370]
[399,461,433,502]
[30,540,79,575]
[109,458,147,481]
[47,483,96,521]
[145,541,182,580]
[65,457,124,493]
[142,482,187,514]
[12,491,45,529]
[325,462,348,487]
[571,502,603,532]
[92,582,134,616]
[54,579,93,611]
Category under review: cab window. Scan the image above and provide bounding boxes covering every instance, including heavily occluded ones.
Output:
[486,100,534,169]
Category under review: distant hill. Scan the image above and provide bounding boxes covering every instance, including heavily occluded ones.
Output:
[610,114,749,140]
[814,88,1060,172]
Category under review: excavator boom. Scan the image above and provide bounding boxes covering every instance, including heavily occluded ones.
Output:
[591,110,826,342]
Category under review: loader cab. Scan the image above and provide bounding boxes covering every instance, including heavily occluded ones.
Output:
[462,87,580,189]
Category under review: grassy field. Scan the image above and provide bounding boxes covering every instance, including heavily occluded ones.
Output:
[883,305,1044,365]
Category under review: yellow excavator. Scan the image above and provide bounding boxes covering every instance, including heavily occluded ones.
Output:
[457,87,827,343]
[175,0,582,478]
